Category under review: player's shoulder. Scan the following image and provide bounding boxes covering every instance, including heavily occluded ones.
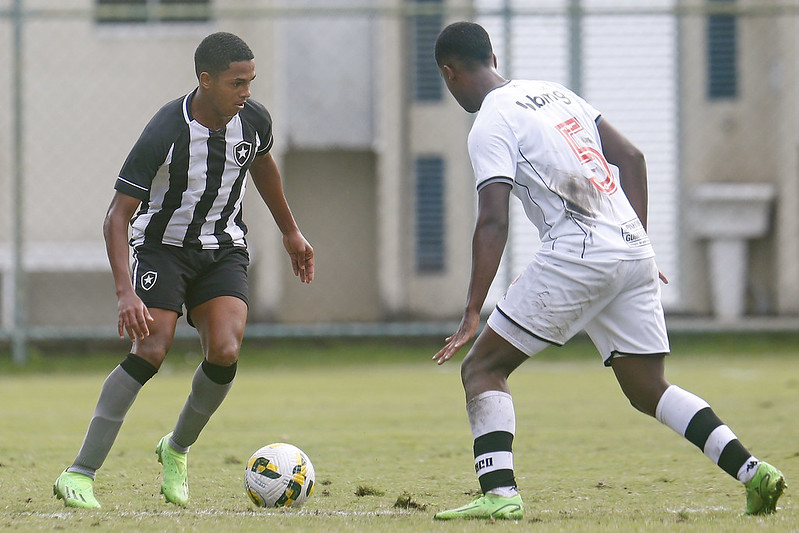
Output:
[473,84,517,131]
[240,98,272,126]
[152,94,188,124]
[140,93,190,139]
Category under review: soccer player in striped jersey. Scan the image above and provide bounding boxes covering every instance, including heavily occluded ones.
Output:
[54,32,314,509]
[431,22,785,520]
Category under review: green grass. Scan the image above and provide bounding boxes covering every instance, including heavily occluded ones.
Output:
[0,334,797,531]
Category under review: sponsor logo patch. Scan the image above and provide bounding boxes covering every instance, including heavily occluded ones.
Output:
[620,219,651,248]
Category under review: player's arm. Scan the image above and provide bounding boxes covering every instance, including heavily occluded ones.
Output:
[598,119,668,283]
[249,152,314,283]
[103,191,153,340]
[597,118,648,230]
[433,181,512,365]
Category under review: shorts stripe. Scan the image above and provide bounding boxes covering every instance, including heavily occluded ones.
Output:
[495,305,561,346]
[605,350,670,367]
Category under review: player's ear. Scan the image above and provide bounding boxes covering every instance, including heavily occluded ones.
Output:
[440,64,455,81]
[199,71,213,89]
[492,53,498,68]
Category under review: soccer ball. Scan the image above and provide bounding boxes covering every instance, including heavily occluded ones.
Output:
[244,443,315,508]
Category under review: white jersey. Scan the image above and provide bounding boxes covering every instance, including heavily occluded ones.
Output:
[468,80,654,260]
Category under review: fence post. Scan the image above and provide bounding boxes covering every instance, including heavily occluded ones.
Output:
[568,0,583,95]
[11,0,27,365]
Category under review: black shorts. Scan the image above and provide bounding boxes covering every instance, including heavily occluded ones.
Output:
[131,244,249,326]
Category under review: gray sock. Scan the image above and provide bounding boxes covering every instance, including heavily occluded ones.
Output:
[68,365,144,479]
[170,363,234,453]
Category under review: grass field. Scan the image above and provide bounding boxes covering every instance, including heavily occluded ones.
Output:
[1,333,797,531]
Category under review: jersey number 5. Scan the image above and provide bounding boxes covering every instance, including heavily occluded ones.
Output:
[555,117,618,195]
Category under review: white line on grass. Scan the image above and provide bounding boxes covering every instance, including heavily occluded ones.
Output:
[23,508,420,520]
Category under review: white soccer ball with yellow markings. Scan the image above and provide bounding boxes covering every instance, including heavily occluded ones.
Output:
[244,443,315,508]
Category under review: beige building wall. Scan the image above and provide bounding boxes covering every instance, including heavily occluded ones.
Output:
[405,107,473,318]
[275,150,379,323]
[774,14,799,314]
[375,4,409,318]
[679,0,791,315]
[403,2,476,319]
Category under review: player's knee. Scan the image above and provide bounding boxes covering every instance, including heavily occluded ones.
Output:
[622,388,659,417]
[204,338,241,367]
[460,351,480,387]
[132,341,170,368]
[626,397,651,416]
[460,349,505,387]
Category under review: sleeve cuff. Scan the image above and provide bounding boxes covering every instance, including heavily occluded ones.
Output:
[114,177,149,200]
[477,176,514,191]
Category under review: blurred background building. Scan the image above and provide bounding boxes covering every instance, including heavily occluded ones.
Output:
[0,0,797,358]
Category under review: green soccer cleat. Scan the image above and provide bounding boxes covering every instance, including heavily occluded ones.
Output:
[156,433,189,506]
[53,470,101,509]
[434,492,524,520]
[745,462,786,515]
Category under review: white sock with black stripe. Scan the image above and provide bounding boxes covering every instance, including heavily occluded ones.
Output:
[655,385,758,483]
[467,391,518,496]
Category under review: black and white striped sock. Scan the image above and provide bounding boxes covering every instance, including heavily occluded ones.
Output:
[655,385,757,482]
[467,391,518,494]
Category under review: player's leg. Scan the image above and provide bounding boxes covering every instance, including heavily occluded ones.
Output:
[172,295,246,451]
[613,356,785,514]
[434,326,534,520]
[54,309,178,508]
[155,247,249,505]
[599,258,785,515]
[436,253,600,520]
[609,355,669,416]
[155,296,246,506]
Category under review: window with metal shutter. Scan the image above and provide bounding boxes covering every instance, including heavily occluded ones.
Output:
[415,156,446,273]
[707,0,737,99]
[410,0,444,102]
[96,0,210,24]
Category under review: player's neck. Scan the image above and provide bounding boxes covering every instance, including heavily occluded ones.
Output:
[476,70,508,106]
[191,90,234,131]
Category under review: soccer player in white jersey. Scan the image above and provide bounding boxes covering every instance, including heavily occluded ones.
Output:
[431,21,785,520]
[53,32,314,508]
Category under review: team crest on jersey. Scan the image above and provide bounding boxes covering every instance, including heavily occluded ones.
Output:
[233,141,253,167]
[140,271,158,291]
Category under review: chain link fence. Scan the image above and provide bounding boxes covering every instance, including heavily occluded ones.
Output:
[2,1,798,362]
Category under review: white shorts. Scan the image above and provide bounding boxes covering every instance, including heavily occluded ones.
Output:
[487,251,670,366]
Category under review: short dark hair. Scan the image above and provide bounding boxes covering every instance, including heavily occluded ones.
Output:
[434,22,493,68]
[194,32,254,80]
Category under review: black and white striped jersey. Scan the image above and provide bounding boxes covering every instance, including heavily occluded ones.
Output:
[115,89,273,249]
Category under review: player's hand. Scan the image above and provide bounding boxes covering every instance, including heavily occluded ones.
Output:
[433,310,481,365]
[658,271,669,284]
[117,290,154,341]
[283,231,314,284]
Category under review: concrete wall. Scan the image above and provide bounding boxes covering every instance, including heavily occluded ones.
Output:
[275,149,380,323]
[679,0,791,315]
